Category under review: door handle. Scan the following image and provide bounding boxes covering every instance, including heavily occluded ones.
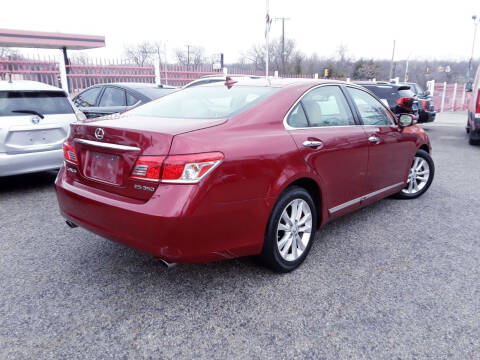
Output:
[368,135,380,144]
[302,140,323,148]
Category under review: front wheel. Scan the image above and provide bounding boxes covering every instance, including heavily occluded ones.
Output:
[260,186,317,272]
[394,149,434,199]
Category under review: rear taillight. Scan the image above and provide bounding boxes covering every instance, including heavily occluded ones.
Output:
[162,152,224,183]
[421,100,428,111]
[63,141,78,165]
[130,156,166,182]
[130,152,224,184]
[476,89,480,113]
[397,97,414,108]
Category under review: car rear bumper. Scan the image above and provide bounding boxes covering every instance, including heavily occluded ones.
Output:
[55,167,267,263]
[0,149,63,177]
[418,110,436,123]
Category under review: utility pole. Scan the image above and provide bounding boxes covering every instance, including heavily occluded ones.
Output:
[468,15,479,80]
[274,17,290,76]
[389,40,396,80]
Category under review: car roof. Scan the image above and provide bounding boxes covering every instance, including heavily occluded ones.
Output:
[91,82,176,90]
[0,80,64,92]
[355,81,411,90]
[189,77,353,89]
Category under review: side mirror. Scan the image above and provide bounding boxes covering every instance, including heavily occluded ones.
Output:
[423,90,430,97]
[465,81,473,92]
[398,114,414,128]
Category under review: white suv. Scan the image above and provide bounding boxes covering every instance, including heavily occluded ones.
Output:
[0,80,81,177]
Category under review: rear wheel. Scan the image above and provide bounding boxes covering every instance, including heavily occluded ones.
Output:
[260,186,317,272]
[469,132,480,145]
[395,149,434,199]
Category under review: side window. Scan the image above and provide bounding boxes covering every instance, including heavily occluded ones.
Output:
[74,87,102,107]
[126,93,140,106]
[287,103,308,128]
[99,87,126,107]
[301,86,355,127]
[347,87,395,126]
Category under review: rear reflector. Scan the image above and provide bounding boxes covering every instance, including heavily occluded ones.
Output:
[422,100,428,111]
[63,141,78,165]
[130,152,224,183]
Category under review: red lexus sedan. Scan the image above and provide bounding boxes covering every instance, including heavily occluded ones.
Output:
[56,78,434,272]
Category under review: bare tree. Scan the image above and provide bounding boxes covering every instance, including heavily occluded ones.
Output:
[123,42,155,66]
[174,46,205,67]
[0,47,20,58]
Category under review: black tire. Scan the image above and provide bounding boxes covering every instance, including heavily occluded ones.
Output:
[469,133,480,145]
[394,149,434,199]
[259,186,318,272]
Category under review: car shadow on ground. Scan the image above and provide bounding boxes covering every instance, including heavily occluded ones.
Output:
[0,170,58,194]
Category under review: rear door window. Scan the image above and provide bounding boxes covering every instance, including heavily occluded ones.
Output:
[301,86,355,127]
[0,91,74,116]
[126,93,140,106]
[99,87,126,107]
[287,103,309,128]
[74,87,102,107]
[347,87,395,126]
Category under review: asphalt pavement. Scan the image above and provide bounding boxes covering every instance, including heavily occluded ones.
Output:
[1,112,479,359]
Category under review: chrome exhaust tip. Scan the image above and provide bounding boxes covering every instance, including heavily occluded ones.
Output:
[65,220,78,228]
[158,258,177,268]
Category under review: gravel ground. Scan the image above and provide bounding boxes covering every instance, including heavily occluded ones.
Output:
[1,112,479,359]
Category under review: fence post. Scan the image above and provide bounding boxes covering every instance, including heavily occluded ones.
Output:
[154,55,161,86]
[440,82,447,112]
[452,83,458,111]
[58,50,69,94]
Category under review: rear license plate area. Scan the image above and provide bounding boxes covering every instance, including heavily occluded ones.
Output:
[83,151,122,185]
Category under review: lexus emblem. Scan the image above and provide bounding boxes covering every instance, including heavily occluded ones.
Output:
[95,128,104,140]
[31,115,41,125]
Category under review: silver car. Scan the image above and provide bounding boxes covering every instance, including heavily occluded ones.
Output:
[0,80,81,177]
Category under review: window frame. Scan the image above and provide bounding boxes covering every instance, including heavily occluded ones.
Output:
[344,85,398,127]
[98,86,127,108]
[283,84,360,130]
[74,86,104,107]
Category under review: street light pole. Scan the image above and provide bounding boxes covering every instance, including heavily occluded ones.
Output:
[274,17,290,76]
[389,40,396,80]
[468,15,479,80]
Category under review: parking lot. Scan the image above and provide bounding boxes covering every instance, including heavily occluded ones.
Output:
[1,112,479,359]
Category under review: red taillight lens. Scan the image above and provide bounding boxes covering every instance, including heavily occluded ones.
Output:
[130,156,166,182]
[397,97,414,108]
[162,152,224,183]
[476,89,480,113]
[422,100,428,111]
[63,141,78,165]
[130,152,224,184]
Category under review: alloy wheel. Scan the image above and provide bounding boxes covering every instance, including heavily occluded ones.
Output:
[402,156,430,195]
[276,199,313,262]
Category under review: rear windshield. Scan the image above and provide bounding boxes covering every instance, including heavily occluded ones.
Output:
[128,85,278,119]
[137,87,177,100]
[364,86,414,100]
[0,91,74,116]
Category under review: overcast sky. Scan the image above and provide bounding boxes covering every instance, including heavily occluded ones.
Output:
[2,0,480,63]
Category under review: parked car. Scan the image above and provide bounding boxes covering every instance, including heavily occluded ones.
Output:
[355,82,419,120]
[56,78,434,272]
[184,74,262,88]
[401,82,435,123]
[73,83,176,119]
[465,65,480,145]
[0,80,83,177]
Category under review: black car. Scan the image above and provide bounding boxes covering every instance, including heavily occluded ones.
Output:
[355,82,419,120]
[73,83,177,119]
[401,82,435,123]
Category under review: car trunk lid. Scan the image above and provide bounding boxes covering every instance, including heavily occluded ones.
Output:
[67,114,226,200]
